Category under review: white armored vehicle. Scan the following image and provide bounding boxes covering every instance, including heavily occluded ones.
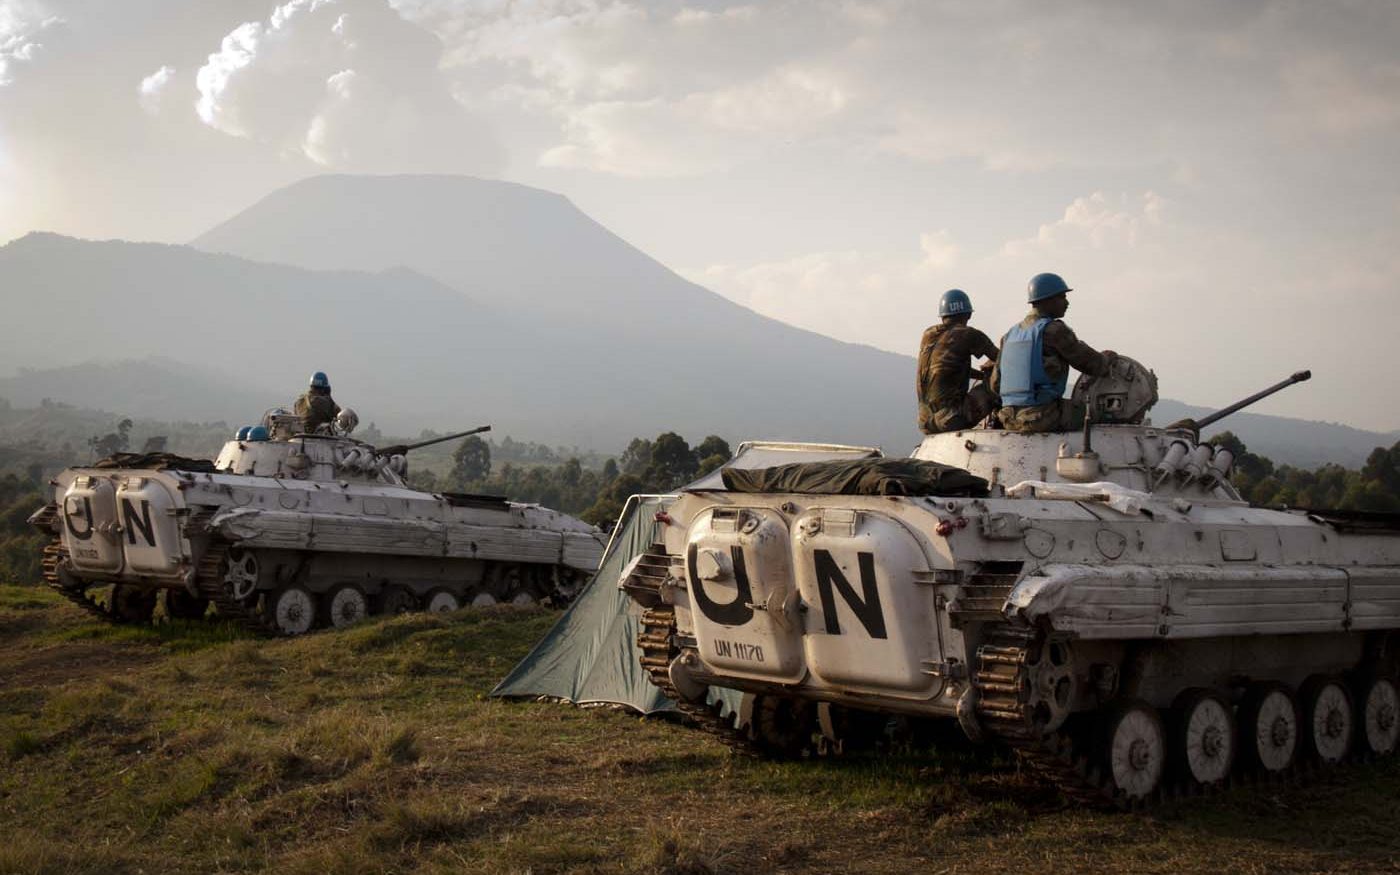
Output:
[31,413,606,635]
[622,361,1400,804]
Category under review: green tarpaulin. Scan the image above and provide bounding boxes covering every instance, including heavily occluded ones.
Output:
[490,494,678,713]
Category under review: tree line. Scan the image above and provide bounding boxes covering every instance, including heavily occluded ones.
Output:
[411,431,732,526]
[7,430,1400,585]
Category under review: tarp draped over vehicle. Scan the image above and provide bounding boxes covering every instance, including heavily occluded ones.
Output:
[489,441,885,714]
[719,457,987,497]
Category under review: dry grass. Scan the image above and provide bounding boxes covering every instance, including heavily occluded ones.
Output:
[3,583,1400,874]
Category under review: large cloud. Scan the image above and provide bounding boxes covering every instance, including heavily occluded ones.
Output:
[194,0,499,173]
[0,2,61,87]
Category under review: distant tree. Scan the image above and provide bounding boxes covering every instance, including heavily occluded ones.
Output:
[448,435,491,486]
[619,438,653,476]
[646,432,697,489]
[601,458,619,483]
[693,434,732,477]
[1363,444,1400,496]
[87,418,133,458]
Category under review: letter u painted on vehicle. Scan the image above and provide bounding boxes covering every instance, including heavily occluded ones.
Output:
[688,543,755,626]
[64,497,95,541]
[813,549,888,639]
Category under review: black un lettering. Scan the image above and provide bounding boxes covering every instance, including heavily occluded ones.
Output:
[813,550,888,639]
[687,544,756,626]
[121,498,157,547]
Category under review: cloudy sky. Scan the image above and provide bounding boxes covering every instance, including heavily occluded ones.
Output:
[2,0,1397,429]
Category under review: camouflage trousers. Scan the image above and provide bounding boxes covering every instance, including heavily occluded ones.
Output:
[920,384,999,434]
[997,398,1087,433]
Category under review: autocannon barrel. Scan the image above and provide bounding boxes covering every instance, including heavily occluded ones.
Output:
[1194,370,1311,431]
[375,425,491,457]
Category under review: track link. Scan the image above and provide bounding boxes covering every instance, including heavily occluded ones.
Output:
[40,538,126,624]
[638,603,766,756]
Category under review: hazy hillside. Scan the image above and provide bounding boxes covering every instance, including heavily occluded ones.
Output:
[0,357,273,424]
[0,175,1390,464]
[7,222,920,450]
[0,233,550,437]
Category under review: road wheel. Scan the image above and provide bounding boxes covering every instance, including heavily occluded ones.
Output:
[511,592,538,606]
[1239,682,1299,774]
[1357,675,1400,756]
[162,588,209,620]
[1300,676,1354,765]
[110,585,156,623]
[425,590,462,613]
[470,593,498,607]
[269,586,317,636]
[324,585,368,628]
[222,547,261,602]
[1170,688,1235,787]
[749,695,816,759]
[1101,699,1166,801]
[379,586,417,615]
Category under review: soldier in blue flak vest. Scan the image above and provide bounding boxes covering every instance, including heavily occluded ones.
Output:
[991,273,1117,433]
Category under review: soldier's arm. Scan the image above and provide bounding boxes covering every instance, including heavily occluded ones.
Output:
[1045,321,1112,377]
[971,328,999,362]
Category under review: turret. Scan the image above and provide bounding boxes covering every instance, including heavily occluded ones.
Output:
[914,358,1312,504]
[213,423,491,487]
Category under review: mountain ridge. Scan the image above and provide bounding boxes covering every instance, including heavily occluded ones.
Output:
[0,174,1386,465]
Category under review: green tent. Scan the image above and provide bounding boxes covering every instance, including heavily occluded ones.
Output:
[490,494,679,713]
[489,441,883,714]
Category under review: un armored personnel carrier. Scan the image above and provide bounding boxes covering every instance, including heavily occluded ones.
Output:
[621,360,1400,804]
[30,412,606,635]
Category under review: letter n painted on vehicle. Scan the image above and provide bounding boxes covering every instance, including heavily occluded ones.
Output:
[121,498,156,547]
[813,549,887,639]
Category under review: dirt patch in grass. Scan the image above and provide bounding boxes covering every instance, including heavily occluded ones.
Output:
[0,640,157,689]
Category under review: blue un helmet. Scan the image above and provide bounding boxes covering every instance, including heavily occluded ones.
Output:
[309,371,330,391]
[938,288,973,317]
[247,425,270,442]
[1027,272,1072,303]
[236,426,252,441]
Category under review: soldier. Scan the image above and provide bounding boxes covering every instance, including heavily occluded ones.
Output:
[992,272,1116,433]
[293,371,341,434]
[917,289,1000,434]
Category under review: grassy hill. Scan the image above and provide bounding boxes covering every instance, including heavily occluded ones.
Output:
[3,586,1399,873]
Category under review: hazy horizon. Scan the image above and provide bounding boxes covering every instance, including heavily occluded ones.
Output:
[2,1,1397,430]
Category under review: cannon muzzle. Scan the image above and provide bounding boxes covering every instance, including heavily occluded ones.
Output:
[1170,370,1311,434]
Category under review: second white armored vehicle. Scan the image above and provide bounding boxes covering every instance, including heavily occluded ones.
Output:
[623,361,1400,804]
[31,413,606,635]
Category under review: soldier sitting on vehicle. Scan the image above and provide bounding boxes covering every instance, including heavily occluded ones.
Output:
[992,273,1116,433]
[917,289,999,434]
[293,371,341,434]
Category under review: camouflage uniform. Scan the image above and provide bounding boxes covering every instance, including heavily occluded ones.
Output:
[917,322,1000,434]
[294,391,341,434]
[993,312,1113,433]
